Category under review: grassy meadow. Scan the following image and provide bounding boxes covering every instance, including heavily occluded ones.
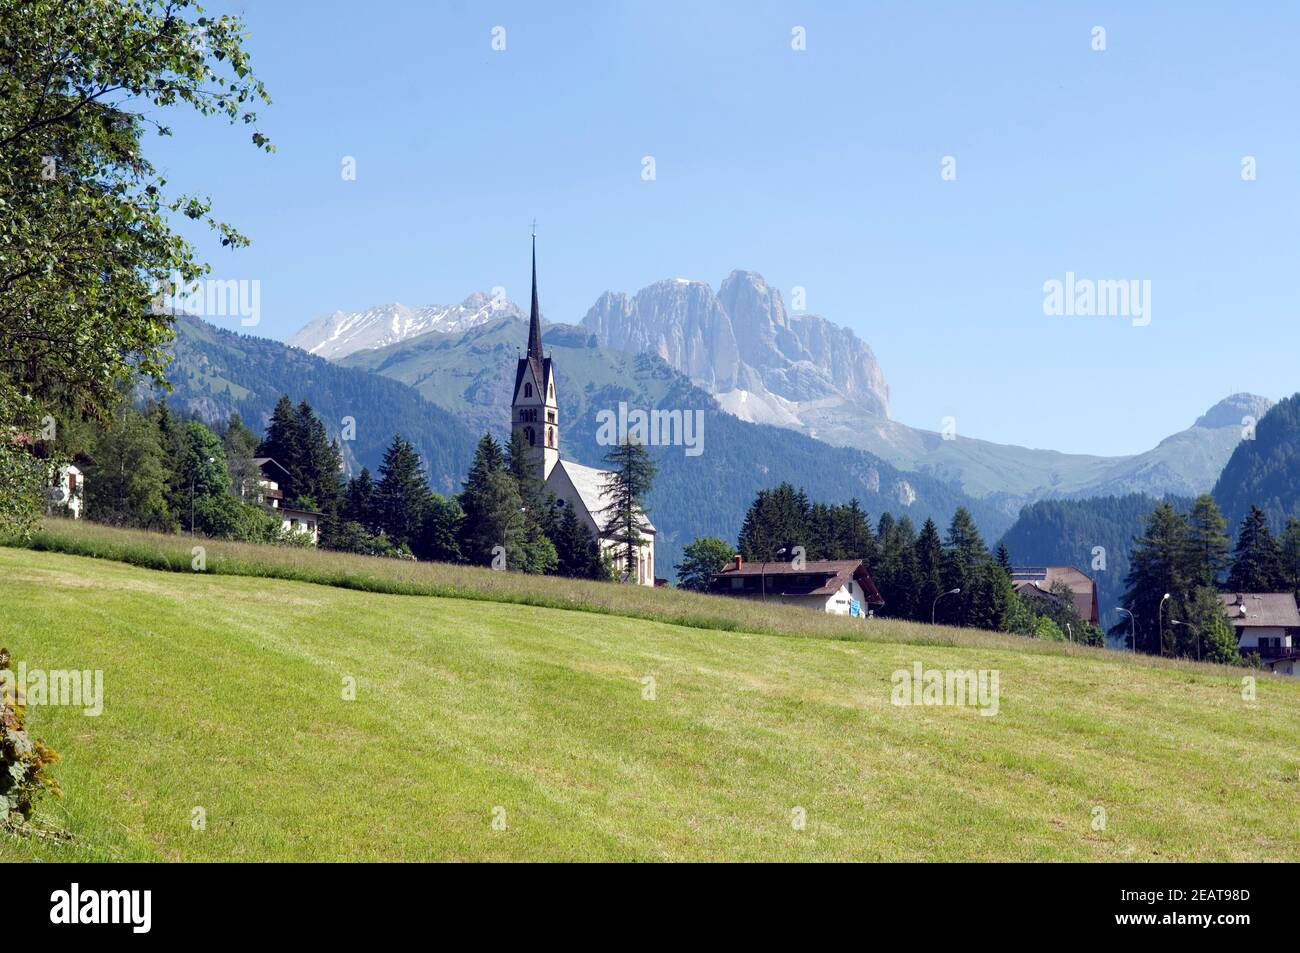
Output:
[1,527,1298,861]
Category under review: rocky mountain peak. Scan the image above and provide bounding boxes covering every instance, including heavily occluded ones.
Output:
[1193,393,1274,430]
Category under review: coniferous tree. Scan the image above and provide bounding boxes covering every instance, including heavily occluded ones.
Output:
[552,502,608,580]
[915,517,946,624]
[873,513,901,616]
[1185,494,1231,588]
[941,507,989,626]
[257,395,303,502]
[294,401,344,513]
[1280,517,1300,600]
[891,516,921,621]
[374,434,429,550]
[1227,505,1285,592]
[343,467,378,534]
[504,426,558,574]
[600,438,657,580]
[458,434,526,568]
[835,498,877,566]
[1117,502,1191,654]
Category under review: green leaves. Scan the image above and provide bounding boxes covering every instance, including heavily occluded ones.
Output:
[0,0,271,534]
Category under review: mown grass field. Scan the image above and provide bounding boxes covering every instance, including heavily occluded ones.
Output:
[2,533,1298,861]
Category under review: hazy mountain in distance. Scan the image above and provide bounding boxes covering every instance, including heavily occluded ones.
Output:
[288,292,525,360]
[341,316,1014,576]
[582,271,891,418]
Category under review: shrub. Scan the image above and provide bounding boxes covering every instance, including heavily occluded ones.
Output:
[0,648,61,828]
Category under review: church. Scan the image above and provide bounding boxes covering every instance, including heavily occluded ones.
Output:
[511,236,657,586]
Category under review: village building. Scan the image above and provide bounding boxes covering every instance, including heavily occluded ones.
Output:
[512,236,656,585]
[51,463,84,519]
[253,456,321,545]
[1218,592,1300,671]
[1011,566,1100,625]
[708,555,884,616]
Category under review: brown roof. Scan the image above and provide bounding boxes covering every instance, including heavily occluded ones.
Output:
[1011,566,1099,624]
[1218,593,1300,629]
[712,559,884,603]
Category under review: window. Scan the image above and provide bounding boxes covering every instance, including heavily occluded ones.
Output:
[525,427,535,446]
[730,577,743,590]
[524,383,532,398]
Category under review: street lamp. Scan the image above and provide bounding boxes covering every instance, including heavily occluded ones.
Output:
[1157,592,1172,657]
[1171,620,1200,662]
[761,547,789,602]
[1116,607,1136,652]
[932,587,961,625]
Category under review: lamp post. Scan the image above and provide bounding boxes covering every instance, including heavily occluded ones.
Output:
[761,547,789,602]
[1116,607,1136,652]
[932,587,961,625]
[1157,592,1172,657]
[1171,620,1200,662]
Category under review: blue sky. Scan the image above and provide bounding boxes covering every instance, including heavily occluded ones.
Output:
[157,1,1300,455]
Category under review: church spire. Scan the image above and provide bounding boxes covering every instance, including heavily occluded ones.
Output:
[527,223,543,363]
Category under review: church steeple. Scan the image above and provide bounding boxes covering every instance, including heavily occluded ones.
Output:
[512,226,559,481]
[527,224,543,364]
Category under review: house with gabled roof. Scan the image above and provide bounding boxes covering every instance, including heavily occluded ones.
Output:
[708,555,884,616]
[1218,592,1300,669]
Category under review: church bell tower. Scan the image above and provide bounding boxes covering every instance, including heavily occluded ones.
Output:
[511,229,559,480]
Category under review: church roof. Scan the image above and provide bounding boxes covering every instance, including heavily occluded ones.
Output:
[552,458,655,533]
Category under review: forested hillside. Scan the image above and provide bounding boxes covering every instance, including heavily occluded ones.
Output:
[1213,393,1300,532]
[999,494,1191,632]
[344,317,1014,575]
[165,316,479,494]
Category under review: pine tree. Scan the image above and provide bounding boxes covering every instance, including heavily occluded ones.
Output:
[835,498,877,566]
[1227,505,1285,592]
[915,517,946,624]
[257,395,303,503]
[1280,517,1300,600]
[343,467,377,534]
[1185,494,1231,588]
[505,425,558,574]
[941,507,989,626]
[374,434,429,549]
[1117,501,1191,654]
[550,502,607,580]
[294,401,344,515]
[890,516,921,620]
[458,434,525,568]
[873,513,901,616]
[599,438,657,580]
